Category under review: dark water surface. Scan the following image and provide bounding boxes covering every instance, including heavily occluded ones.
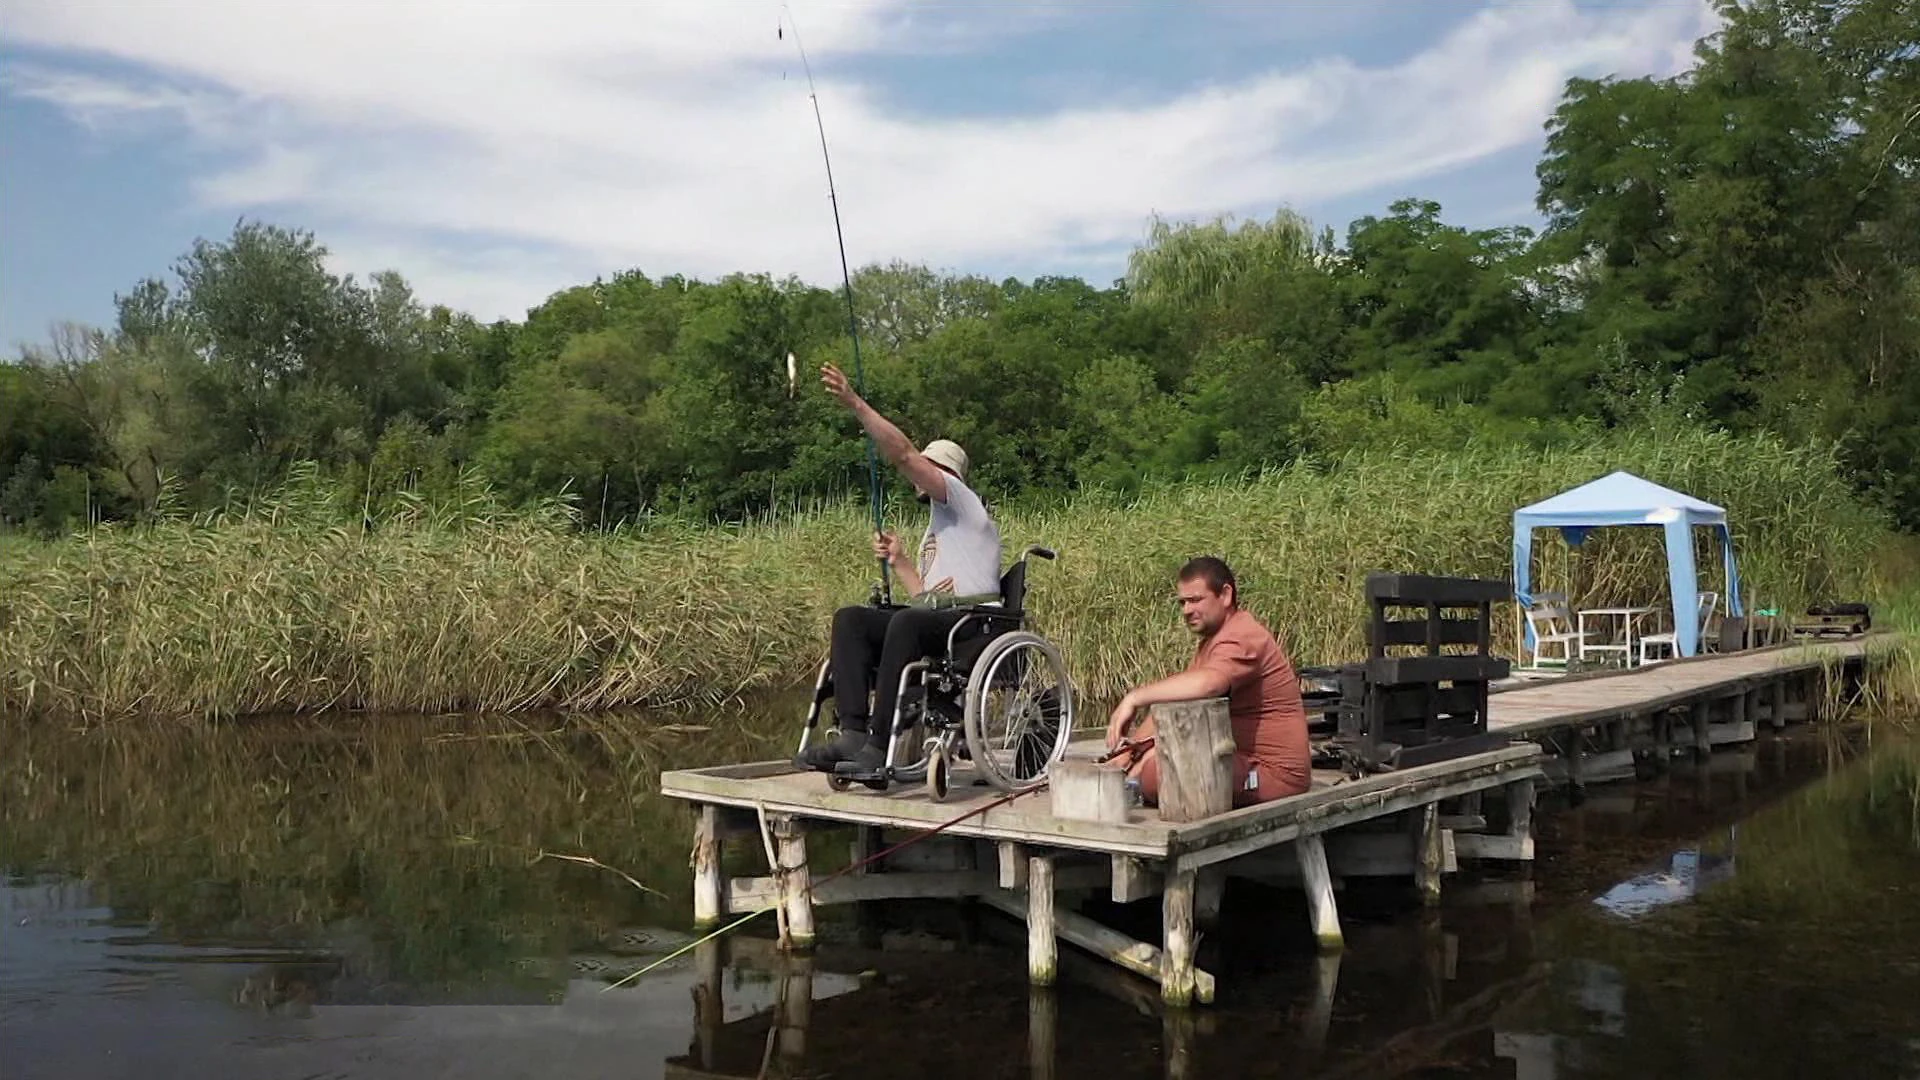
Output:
[3,711,1917,1079]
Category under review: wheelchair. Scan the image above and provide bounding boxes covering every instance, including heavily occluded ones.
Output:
[796,545,1077,801]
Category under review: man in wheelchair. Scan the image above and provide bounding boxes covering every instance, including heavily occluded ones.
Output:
[797,362,1005,776]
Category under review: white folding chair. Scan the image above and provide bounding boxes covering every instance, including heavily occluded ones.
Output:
[1523,593,1587,669]
[1640,591,1719,665]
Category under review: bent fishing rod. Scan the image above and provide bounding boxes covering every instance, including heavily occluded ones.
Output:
[783,6,892,605]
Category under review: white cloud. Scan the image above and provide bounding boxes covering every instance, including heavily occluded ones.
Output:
[2,0,1719,321]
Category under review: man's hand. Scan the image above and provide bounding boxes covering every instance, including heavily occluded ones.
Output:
[872,530,907,566]
[820,363,863,409]
[1106,692,1140,750]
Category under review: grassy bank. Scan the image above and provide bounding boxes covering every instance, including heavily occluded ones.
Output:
[0,428,1909,722]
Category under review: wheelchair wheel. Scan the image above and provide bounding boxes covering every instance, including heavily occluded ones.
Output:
[925,739,950,802]
[962,630,1075,793]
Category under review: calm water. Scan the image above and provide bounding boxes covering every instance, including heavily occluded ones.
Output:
[3,710,1917,1079]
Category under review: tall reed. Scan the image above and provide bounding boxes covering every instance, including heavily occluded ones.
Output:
[0,429,1902,722]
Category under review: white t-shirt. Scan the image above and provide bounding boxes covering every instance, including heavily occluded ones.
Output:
[916,476,1003,600]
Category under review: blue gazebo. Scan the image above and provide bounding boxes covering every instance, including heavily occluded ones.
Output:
[1513,471,1744,658]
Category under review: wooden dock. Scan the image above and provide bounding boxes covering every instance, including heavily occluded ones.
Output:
[657,635,1876,1006]
[1487,637,1872,785]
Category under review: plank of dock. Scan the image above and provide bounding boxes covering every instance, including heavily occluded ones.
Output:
[661,743,1543,868]
[1487,640,1868,736]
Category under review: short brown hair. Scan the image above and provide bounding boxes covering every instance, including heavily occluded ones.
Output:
[1177,556,1237,606]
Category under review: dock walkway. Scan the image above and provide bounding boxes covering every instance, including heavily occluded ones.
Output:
[658,636,1875,1006]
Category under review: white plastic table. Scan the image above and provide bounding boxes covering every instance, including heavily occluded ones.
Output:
[1578,606,1659,666]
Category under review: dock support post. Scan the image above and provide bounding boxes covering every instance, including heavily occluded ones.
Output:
[1195,867,1226,927]
[1028,855,1057,987]
[1768,679,1786,731]
[772,815,814,951]
[1296,834,1344,952]
[1507,777,1536,862]
[1415,804,1444,906]
[1653,711,1673,772]
[1162,870,1198,1006]
[1692,701,1711,757]
[692,805,722,929]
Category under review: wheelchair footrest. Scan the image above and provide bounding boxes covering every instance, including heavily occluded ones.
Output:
[830,763,893,791]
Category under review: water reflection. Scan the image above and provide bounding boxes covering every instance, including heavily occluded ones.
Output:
[3,713,1917,1079]
[1591,827,1738,918]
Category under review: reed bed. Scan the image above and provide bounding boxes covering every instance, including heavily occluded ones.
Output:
[0,429,1904,723]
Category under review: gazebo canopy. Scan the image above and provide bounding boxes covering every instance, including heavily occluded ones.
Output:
[1513,470,1743,657]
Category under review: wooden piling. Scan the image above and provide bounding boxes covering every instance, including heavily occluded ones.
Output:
[1414,804,1444,906]
[772,815,814,951]
[692,805,722,929]
[1162,869,1198,1006]
[1296,834,1344,952]
[1028,855,1057,986]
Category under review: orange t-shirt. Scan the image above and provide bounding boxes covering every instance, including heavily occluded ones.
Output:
[1186,608,1311,796]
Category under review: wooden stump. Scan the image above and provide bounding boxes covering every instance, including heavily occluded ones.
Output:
[1152,698,1235,824]
[1049,760,1130,824]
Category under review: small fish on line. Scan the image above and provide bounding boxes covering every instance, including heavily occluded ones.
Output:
[786,352,798,397]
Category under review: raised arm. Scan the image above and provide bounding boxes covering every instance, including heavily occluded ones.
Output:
[820,362,949,503]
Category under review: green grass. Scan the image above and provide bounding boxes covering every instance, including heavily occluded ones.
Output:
[0,428,1910,722]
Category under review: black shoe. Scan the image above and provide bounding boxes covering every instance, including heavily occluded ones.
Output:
[831,742,889,778]
[796,728,869,772]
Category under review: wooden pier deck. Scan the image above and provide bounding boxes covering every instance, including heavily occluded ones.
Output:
[658,635,1877,1007]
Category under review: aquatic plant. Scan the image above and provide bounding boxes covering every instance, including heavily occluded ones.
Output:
[0,428,1902,722]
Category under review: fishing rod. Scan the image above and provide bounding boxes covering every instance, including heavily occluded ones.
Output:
[782,5,891,605]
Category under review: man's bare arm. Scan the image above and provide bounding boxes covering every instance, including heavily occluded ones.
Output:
[820,363,949,502]
[1106,667,1233,746]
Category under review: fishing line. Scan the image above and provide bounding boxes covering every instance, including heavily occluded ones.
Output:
[781,3,892,604]
[600,781,1047,991]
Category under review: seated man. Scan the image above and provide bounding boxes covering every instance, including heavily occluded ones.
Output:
[798,361,1003,775]
[1105,556,1311,806]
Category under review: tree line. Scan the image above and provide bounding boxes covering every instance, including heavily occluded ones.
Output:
[4,0,1914,533]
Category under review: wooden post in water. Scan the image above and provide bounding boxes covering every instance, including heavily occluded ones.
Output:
[1152,698,1235,824]
[1414,804,1445,906]
[1296,833,1344,952]
[1028,855,1057,987]
[772,815,815,951]
[1152,698,1232,1007]
[1162,869,1199,1006]
[692,805,723,928]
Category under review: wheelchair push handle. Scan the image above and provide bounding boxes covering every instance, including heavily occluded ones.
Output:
[1023,545,1056,562]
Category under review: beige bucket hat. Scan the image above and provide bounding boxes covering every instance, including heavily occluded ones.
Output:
[920,439,969,480]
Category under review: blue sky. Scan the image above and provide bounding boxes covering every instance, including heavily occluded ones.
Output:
[0,0,1717,353]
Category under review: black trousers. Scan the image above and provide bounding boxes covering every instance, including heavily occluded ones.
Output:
[830,604,969,742]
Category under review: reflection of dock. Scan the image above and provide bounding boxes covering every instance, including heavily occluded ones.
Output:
[663,886,1550,1080]
[662,743,1544,1007]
